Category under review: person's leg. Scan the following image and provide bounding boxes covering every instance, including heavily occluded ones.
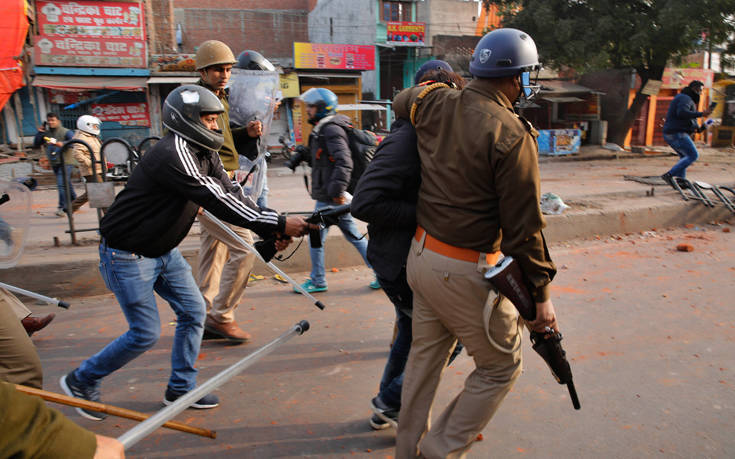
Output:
[0,290,43,389]
[152,248,206,393]
[53,165,65,211]
[71,174,93,212]
[335,212,371,267]
[376,271,413,409]
[308,201,329,287]
[396,244,457,459]
[414,251,522,459]
[209,225,255,323]
[256,173,268,208]
[664,132,700,178]
[75,245,162,387]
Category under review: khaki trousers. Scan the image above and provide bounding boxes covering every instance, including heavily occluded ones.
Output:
[396,237,522,459]
[197,212,256,323]
[0,289,43,388]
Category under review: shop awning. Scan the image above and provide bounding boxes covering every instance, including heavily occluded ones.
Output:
[31,75,147,91]
[147,76,199,84]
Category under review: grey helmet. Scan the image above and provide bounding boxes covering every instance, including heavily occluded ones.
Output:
[469,28,540,78]
[163,85,225,151]
[236,50,275,71]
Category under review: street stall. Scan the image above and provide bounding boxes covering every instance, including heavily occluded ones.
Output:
[290,42,376,146]
[521,80,604,155]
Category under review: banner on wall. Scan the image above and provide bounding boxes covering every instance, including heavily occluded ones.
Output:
[294,42,375,71]
[661,68,714,89]
[34,0,147,68]
[386,21,425,46]
[91,102,150,126]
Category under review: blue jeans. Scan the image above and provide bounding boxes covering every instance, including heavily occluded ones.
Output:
[377,271,413,408]
[309,200,371,287]
[76,243,206,392]
[377,268,464,409]
[663,132,699,178]
[53,164,77,211]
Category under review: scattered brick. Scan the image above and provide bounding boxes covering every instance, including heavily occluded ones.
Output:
[676,243,694,252]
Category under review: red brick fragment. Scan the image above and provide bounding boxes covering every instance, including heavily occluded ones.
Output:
[676,243,694,252]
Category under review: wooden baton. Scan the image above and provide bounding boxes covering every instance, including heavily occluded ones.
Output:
[15,384,216,439]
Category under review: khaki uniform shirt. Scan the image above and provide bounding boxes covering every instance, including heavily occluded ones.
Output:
[393,78,555,301]
[198,80,239,172]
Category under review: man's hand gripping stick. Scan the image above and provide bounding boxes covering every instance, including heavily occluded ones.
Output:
[305,203,352,248]
[484,256,580,410]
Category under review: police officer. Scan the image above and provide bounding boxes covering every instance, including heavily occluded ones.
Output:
[60,85,311,420]
[391,29,558,458]
[194,40,263,343]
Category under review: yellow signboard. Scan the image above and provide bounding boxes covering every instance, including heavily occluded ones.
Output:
[279,72,300,98]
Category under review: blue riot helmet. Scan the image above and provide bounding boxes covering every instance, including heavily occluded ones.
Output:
[469,28,541,101]
[299,88,338,124]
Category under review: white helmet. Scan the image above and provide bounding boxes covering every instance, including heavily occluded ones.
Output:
[77,115,101,136]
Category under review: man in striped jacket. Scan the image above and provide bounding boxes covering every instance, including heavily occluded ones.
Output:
[60,85,312,421]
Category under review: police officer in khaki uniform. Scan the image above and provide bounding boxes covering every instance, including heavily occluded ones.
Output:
[194,40,262,343]
[391,29,559,458]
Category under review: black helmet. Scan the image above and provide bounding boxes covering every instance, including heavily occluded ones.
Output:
[163,85,225,151]
[469,28,540,78]
[236,50,275,71]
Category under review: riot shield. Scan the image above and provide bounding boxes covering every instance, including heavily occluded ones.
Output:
[0,180,32,268]
[227,69,279,199]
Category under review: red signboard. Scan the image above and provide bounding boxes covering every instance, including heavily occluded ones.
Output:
[294,42,375,71]
[91,102,150,126]
[386,21,425,47]
[34,0,146,68]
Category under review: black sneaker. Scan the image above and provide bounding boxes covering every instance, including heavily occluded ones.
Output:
[369,413,390,430]
[59,370,107,421]
[661,173,675,187]
[163,387,220,409]
[370,396,398,429]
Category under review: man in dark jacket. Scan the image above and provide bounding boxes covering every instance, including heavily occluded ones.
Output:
[60,85,311,421]
[293,87,378,293]
[661,80,713,185]
[33,113,75,216]
[351,61,465,431]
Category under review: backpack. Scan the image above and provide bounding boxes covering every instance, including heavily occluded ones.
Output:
[318,117,378,194]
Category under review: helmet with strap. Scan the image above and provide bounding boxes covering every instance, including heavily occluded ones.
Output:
[162,85,225,151]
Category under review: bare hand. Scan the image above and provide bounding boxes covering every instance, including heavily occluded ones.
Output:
[247,120,263,138]
[283,216,315,237]
[274,235,292,251]
[93,434,125,459]
[197,207,203,215]
[332,195,347,205]
[528,299,557,333]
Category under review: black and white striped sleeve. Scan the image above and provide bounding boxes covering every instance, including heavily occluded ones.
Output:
[165,135,285,236]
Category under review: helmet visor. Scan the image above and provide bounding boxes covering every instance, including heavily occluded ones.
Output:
[520,70,540,100]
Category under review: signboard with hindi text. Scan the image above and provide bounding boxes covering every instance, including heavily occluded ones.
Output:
[386,21,425,46]
[91,102,150,126]
[34,0,146,68]
[294,43,375,71]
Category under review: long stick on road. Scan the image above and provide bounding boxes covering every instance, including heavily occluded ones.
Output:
[202,210,325,310]
[118,320,310,449]
[14,385,215,438]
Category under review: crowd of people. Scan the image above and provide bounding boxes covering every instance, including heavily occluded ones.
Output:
[1,29,566,458]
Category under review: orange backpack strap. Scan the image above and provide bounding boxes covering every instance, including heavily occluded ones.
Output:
[410,82,450,126]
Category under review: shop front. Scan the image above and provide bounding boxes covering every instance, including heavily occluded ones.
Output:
[31,0,152,145]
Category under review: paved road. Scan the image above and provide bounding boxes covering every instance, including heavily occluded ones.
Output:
[27,223,735,458]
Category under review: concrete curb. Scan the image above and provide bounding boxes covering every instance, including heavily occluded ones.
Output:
[5,193,733,300]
